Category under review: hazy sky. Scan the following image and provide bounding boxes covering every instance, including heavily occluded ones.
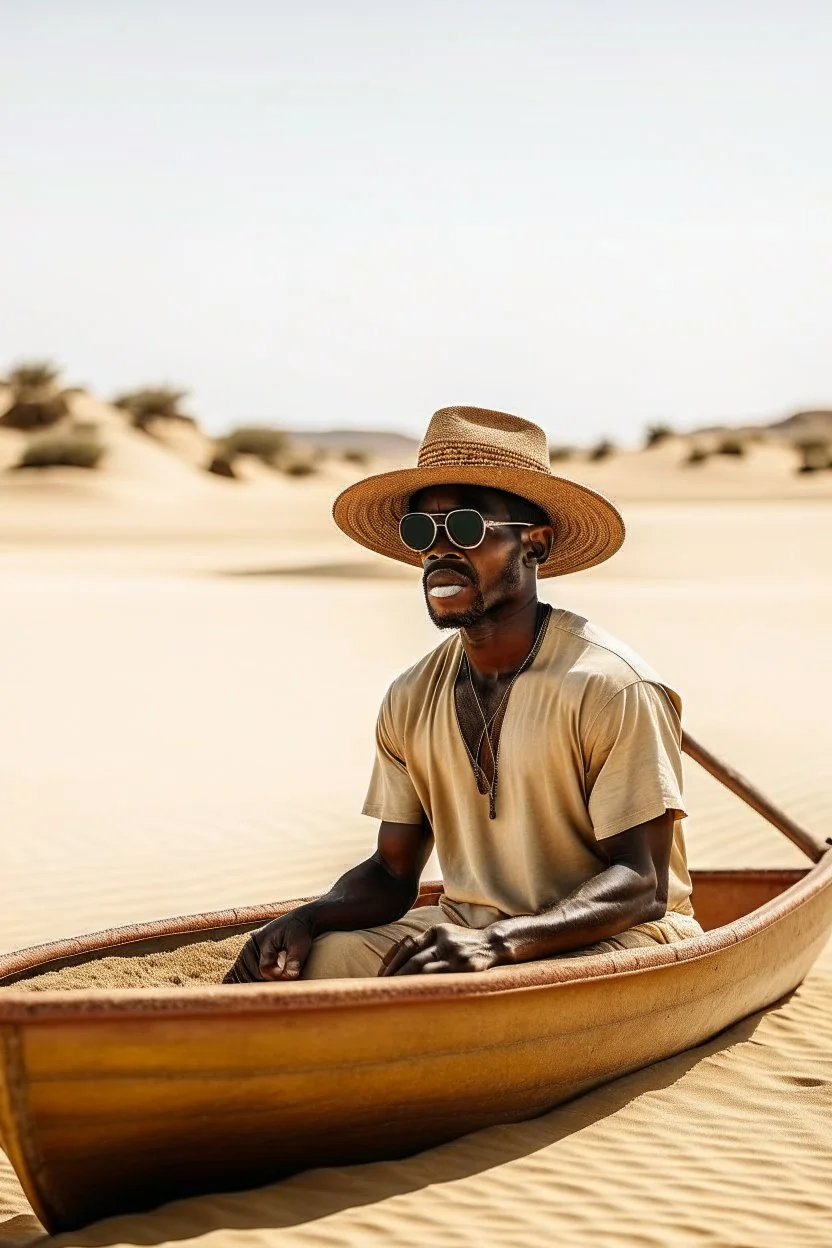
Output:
[2,2,830,442]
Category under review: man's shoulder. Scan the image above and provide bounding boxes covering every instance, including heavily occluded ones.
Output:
[546,608,680,711]
[385,635,459,706]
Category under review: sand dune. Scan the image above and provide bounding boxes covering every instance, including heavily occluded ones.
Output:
[0,472,830,1244]
[1,392,831,543]
[574,436,832,501]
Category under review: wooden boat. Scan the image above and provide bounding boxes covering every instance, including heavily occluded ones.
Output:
[1,735,831,1233]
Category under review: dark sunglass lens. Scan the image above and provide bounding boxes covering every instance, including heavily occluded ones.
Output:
[446,509,486,548]
[400,512,437,552]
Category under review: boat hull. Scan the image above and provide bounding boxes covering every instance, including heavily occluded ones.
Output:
[1,863,831,1231]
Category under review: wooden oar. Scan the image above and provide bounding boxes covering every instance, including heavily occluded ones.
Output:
[682,732,830,864]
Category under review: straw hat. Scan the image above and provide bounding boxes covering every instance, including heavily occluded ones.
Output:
[332,405,625,577]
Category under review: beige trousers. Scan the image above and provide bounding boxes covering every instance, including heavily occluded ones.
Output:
[300,903,704,980]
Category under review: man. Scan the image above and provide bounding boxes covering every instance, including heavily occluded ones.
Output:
[226,405,701,984]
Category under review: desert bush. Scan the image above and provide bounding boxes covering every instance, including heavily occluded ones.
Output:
[4,360,62,391]
[0,394,70,430]
[280,453,318,477]
[207,452,237,478]
[0,358,71,430]
[684,444,710,466]
[794,438,832,474]
[716,437,746,457]
[645,423,674,449]
[222,426,288,464]
[113,386,191,431]
[587,439,615,462]
[343,447,370,467]
[548,445,573,464]
[16,430,104,470]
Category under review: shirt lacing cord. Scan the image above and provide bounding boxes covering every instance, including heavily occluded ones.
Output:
[453,603,552,819]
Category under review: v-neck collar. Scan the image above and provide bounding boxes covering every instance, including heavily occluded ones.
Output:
[450,603,553,820]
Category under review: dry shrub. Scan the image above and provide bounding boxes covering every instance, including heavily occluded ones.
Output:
[280,453,318,477]
[716,437,746,457]
[0,394,70,430]
[343,447,370,466]
[222,426,288,464]
[205,428,311,478]
[684,445,710,466]
[795,438,832,474]
[207,453,237,478]
[4,360,62,391]
[645,423,674,449]
[0,358,70,430]
[16,430,105,470]
[588,439,615,462]
[548,445,573,464]
[113,387,191,431]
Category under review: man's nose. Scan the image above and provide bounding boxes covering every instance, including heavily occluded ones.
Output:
[422,531,466,561]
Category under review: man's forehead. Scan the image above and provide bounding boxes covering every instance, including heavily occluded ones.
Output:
[410,484,510,515]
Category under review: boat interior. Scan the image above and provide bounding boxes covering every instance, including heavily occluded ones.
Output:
[0,868,812,988]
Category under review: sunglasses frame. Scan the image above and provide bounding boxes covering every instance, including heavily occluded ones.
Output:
[398,509,532,553]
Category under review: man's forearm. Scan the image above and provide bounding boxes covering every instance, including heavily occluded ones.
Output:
[296,853,419,937]
[489,862,665,965]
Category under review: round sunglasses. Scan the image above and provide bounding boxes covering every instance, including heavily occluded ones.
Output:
[399,509,532,553]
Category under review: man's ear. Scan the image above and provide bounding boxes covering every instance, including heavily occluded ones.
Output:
[523,524,554,566]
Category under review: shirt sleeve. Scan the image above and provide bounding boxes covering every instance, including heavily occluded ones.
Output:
[361,685,424,824]
[584,680,687,841]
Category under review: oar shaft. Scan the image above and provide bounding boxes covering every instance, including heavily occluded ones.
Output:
[681,732,828,864]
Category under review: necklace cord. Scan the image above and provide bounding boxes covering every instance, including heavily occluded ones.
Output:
[458,603,552,819]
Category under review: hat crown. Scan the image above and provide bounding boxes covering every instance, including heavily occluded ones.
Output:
[417,406,551,475]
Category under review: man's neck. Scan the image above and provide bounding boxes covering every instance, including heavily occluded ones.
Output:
[459,595,543,682]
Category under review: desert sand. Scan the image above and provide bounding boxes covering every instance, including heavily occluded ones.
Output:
[1,403,831,1245]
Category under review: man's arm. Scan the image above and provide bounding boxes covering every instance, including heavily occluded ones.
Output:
[299,818,433,935]
[225,818,431,982]
[489,808,673,964]
[380,810,673,976]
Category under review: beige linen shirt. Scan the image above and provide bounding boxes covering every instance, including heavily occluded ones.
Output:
[363,607,694,926]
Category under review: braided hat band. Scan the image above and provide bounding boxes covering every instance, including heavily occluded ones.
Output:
[332,406,625,578]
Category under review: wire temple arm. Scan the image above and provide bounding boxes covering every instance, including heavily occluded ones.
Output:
[681,732,829,864]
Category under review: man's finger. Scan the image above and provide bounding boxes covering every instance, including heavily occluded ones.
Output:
[261,938,296,980]
[224,937,263,984]
[378,942,400,973]
[266,949,288,977]
[273,950,304,981]
[390,946,439,976]
[261,924,313,980]
[378,937,414,977]
[379,931,432,977]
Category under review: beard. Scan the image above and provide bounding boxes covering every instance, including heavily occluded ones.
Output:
[422,559,522,630]
[423,582,487,630]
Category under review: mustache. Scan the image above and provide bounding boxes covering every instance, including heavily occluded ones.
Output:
[422,559,478,588]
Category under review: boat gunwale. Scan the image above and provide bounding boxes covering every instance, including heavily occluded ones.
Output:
[1,860,830,1021]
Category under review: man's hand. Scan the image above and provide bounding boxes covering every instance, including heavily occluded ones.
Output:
[379,923,505,977]
[223,910,315,983]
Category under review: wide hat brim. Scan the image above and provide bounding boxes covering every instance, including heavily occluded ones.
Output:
[332,463,625,577]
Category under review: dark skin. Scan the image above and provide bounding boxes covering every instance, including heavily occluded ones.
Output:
[224,484,673,983]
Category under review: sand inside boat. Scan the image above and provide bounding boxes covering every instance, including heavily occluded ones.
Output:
[10,935,249,991]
